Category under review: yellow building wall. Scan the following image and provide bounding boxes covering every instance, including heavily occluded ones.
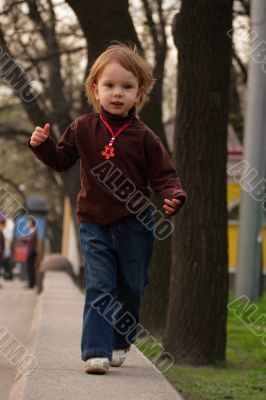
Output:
[228,182,266,271]
[227,182,241,204]
[228,224,238,269]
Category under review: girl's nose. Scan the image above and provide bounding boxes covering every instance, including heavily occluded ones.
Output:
[114,87,122,96]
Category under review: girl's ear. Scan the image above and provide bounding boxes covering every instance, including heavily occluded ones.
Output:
[136,86,143,104]
[93,83,99,100]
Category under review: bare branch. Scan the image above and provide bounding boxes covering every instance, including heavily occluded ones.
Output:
[156,0,167,50]
[0,0,26,16]
[25,0,71,130]
[26,0,47,39]
[0,173,26,202]
[0,123,30,138]
[47,0,56,30]
[232,45,248,83]
[23,46,86,68]
[238,0,250,16]
[142,0,160,53]
[0,25,48,127]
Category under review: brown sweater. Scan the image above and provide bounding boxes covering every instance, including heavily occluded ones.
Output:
[28,106,187,225]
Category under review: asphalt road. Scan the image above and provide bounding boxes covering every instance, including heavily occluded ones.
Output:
[0,278,37,400]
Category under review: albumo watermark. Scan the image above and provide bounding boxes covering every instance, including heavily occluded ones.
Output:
[91,160,176,240]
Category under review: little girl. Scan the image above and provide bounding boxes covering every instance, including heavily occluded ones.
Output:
[28,44,187,374]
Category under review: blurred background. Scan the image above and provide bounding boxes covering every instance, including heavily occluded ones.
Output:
[1,1,266,399]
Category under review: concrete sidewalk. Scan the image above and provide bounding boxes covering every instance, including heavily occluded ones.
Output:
[9,271,183,400]
[0,279,37,400]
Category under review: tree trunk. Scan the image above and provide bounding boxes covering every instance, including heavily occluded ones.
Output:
[164,0,232,365]
[140,225,171,336]
[229,63,244,143]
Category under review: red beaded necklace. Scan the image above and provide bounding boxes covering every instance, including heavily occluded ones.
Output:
[99,114,132,160]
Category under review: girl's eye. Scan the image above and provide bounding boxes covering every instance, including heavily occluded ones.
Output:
[104,82,113,88]
[124,85,133,89]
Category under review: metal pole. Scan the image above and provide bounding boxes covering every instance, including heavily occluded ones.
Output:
[235,0,266,300]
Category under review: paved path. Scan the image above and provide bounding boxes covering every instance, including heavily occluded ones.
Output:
[9,271,183,400]
[0,279,37,400]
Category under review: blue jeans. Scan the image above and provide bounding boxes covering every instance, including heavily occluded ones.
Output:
[79,207,155,361]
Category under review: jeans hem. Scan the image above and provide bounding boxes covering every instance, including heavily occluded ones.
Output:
[82,348,112,361]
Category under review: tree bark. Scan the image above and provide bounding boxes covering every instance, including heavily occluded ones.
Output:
[141,230,171,336]
[229,62,244,143]
[164,0,232,365]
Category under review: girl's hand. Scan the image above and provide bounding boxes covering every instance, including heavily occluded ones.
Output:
[163,198,182,216]
[30,123,50,147]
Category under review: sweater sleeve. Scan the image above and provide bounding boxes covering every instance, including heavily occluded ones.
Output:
[28,121,79,172]
[144,130,187,206]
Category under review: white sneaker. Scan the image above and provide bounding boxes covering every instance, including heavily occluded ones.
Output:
[109,347,130,367]
[84,357,110,374]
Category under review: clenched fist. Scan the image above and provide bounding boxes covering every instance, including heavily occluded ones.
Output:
[30,123,50,147]
[163,198,182,216]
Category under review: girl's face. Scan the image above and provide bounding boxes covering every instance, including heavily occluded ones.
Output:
[93,61,140,116]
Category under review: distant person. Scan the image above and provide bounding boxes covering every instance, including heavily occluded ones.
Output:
[28,44,187,374]
[26,217,38,289]
[0,213,6,288]
[2,218,14,280]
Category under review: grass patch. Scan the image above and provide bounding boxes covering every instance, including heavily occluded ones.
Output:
[135,293,266,400]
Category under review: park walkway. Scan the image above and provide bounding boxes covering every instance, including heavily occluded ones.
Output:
[0,279,37,400]
[2,266,182,400]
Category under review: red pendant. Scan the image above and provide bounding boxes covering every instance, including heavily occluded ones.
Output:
[99,114,132,160]
[101,144,115,160]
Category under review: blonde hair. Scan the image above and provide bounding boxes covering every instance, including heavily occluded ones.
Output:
[85,43,155,112]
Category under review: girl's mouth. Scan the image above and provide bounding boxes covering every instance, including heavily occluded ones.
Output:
[111,102,123,106]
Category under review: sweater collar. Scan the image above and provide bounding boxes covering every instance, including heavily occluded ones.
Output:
[99,105,136,126]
